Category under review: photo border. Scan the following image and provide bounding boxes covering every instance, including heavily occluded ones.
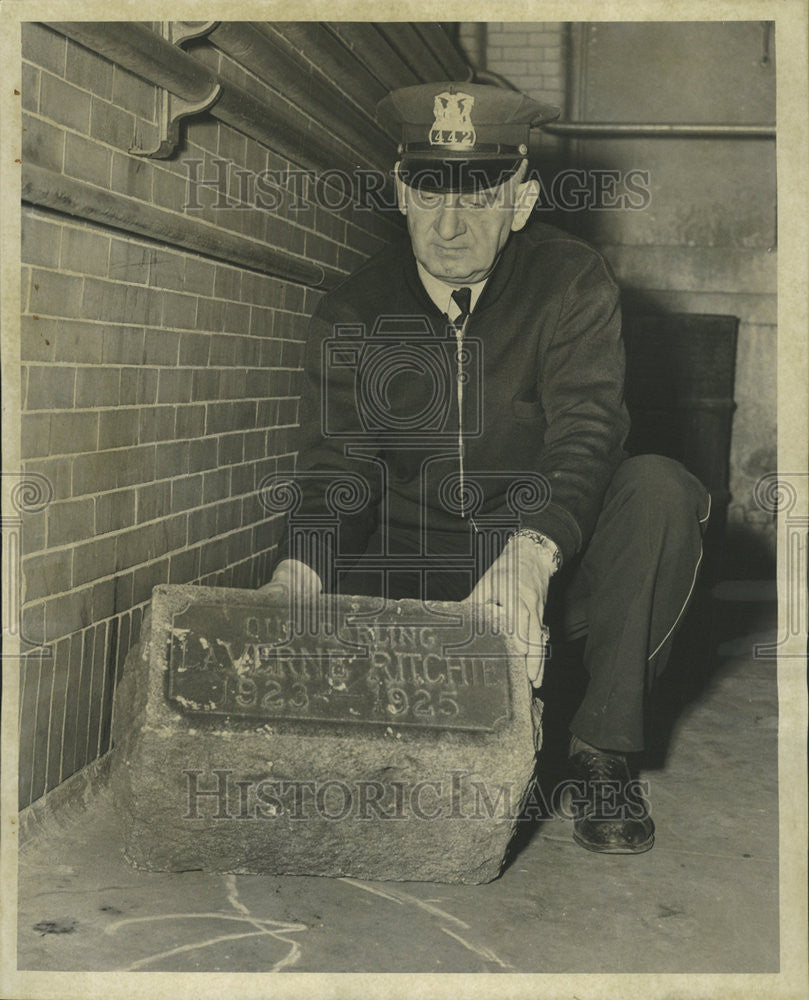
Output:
[2,2,806,998]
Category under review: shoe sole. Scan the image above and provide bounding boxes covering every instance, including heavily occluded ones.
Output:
[572,830,655,855]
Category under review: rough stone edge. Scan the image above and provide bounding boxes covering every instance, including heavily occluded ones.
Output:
[18,752,114,851]
[113,589,542,884]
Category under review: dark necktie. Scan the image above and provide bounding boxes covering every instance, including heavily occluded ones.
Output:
[451,286,472,327]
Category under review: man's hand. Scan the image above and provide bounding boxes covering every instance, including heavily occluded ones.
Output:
[259,559,323,601]
[465,535,554,686]
[258,559,324,636]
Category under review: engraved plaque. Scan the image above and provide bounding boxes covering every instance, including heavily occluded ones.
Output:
[116,584,538,882]
[166,602,511,732]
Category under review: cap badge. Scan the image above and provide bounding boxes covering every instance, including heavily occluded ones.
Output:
[429,91,476,147]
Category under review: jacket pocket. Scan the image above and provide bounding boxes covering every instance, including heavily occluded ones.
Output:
[512,397,543,421]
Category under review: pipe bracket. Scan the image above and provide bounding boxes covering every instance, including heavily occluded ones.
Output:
[130,21,221,159]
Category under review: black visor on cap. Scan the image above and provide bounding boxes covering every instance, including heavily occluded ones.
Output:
[398,156,523,193]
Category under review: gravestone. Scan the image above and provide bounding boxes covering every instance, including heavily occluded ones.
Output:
[111,583,542,884]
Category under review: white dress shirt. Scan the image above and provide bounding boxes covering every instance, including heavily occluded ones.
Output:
[416,262,488,322]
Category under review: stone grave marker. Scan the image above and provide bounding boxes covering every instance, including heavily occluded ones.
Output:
[111,583,542,884]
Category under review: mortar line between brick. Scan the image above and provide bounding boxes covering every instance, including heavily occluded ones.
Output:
[26,656,43,809]
[22,458,298,488]
[42,635,58,794]
[22,548,279,647]
[21,260,321,317]
[67,633,87,780]
[57,636,72,786]
[23,166,390,259]
[97,627,112,761]
[82,626,97,766]
[25,511,285,575]
[23,181,343,278]
[22,390,301,412]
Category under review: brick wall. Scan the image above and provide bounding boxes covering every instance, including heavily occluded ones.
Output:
[459,22,567,110]
[17,21,402,809]
[457,22,568,164]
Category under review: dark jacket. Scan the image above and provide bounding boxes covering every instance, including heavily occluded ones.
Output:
[278,221,629,583]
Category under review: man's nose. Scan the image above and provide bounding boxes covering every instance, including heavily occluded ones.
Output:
[433,201,466,240]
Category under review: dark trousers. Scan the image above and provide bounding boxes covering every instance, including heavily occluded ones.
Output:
[338,455,710,753]
[547,455,710,751]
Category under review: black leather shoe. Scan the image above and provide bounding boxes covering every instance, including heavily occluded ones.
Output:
[566,746,655,854]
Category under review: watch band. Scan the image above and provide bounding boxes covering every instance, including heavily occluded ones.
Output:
[510,528,563,573]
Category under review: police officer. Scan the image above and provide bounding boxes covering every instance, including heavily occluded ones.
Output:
[266,82,710,855]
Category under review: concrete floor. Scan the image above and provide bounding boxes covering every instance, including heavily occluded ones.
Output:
[17,582,780,975]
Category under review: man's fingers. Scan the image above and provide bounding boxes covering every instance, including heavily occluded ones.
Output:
[465,547,550,686]
[465,570,506,621]
[465,578,492,606]
[525,608,546,685]
[514,599,530,652]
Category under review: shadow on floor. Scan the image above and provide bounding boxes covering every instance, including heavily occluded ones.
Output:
[503,582,772,871]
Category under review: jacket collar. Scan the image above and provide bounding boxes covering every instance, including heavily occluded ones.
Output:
[402,231,519,317]
[415,262,488,316]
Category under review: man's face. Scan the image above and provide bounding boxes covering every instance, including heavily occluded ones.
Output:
[395,162,538,287]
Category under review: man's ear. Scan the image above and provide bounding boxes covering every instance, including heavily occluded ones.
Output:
[394,161,408,216]
[510,160,540,232]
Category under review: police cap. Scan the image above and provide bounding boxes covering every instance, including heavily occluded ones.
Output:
[376,81,559,192]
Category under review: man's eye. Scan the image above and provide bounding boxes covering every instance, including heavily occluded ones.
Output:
[460,196,490,209]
